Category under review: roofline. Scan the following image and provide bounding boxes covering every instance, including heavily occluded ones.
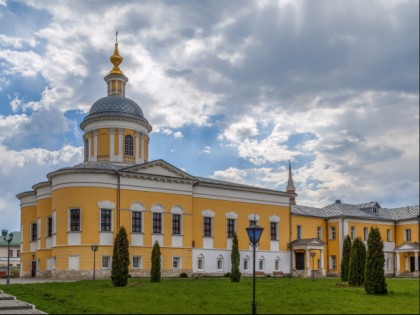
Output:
[16,190,36,199]
[32,181,52,191]
[80,113,152,132]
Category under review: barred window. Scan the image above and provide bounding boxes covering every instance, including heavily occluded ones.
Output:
[270,222,277,240]
[227,219,235,238]
[172,214,181,235]
[47,217,53,237]
[133,256,142,269]
[204,217,212,237]
[70,209,80,232]
[102,256,111,269]
[132,211,142,233]
[153,213,162,234]
[31,223,37,241]
[124,135,134,156]
[101,209,111,232]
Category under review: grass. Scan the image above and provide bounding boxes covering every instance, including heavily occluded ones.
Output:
[1,277,419,314]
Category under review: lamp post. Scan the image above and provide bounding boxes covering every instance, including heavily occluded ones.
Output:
[2,229,14,286]
[310,251,316,279]
[91,244,98,280]
[246,218,264,315]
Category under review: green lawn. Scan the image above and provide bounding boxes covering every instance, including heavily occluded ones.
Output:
[1,277,419,314]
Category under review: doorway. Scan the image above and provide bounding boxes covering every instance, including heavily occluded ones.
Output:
[31,260,36,277]
[296,252,305,270]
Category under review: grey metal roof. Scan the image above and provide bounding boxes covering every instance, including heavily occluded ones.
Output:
[0,231,21,246]
[89,96,144,117]
[292,202,419,222]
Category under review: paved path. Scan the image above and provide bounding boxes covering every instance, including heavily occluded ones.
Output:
[0,278,77,285]
[0,290,46,314]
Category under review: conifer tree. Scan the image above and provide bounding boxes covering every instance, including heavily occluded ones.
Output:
[230,232,241,282]
[150,240,161,282]
[364,227,388,294]
[111,226,130,287]
[348,237,366,286]
[341,235,352,282]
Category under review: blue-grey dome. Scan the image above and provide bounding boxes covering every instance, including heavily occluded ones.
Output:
[89,96,144,117]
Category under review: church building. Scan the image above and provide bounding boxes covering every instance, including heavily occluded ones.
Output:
[17,40,419,279]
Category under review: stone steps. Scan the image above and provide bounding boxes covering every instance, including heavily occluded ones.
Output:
[0,290,46,314]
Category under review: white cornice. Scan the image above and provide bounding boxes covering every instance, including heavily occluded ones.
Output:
[225,211,238,219]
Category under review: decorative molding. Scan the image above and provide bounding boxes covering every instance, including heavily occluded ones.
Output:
[202,209,215,218]
[171,206,183,214]
[269,215,280,223]
[248,213,260,221]
[93,130,99,136]
[118,128,125,135]
[109,128,115,135]
[97,200,115,209]
[130,202,145,212]
[225,211,238,219]
[151,203,165,213]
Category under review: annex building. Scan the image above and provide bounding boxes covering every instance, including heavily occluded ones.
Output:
[17,41,419,279]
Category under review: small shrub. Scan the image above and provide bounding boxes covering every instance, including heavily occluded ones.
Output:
[224,272,231,278]
[180,272,188,278]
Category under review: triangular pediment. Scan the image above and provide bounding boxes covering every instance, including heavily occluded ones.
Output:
[395,242,419,251]
[120,159,197,181]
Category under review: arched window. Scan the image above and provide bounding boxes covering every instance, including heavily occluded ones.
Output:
[197,254,205,271]
[217,255,224,271]
[275,257,280,271]
[259,256,265,271]
[124,135,134,156]
[243,255,250,271]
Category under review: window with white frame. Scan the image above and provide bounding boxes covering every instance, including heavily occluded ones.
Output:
[274,258,280,271]
[270,222,278,241]
[8,250,13,257]
[102,256,111,269]
[153,213,162,234]
[47,217,53,237]
[173,257,181,269]
[132,211,142,233]
[297,225,302,240]
[197,256,204,271]
[317,226,322,240]
[243,256,249,271]
[172,214,181,235]
[17,250,20,258]
[70,209,81,232]
[351,226,356,239]
[132,256,142,269]
[329,226,336,240]
[330,255,337,270]
[124,135,134,156]
[405,229,411,241]
[204,217,213,237]
[31,223,37,241]
[259,258,265,271]
[101,209,112,232]
[227,219,235,238]
[387,229,392,242]
[217,256,224,271]
[364,227,369,241]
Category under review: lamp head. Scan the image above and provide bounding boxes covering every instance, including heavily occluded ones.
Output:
[2,229,7,238]
[246,222,264,244]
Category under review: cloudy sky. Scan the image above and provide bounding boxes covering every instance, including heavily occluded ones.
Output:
[0,0,418,231]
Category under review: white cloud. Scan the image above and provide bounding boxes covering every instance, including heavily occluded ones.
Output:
[200,146,212,154]
[0,34,37,49]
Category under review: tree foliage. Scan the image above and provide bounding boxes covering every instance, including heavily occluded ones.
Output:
[341,235,352,281]
[111,226,130,287]
[230,232,241,282]
[348,237,366,286]
[364,227,388,295]
[150,240,161,282]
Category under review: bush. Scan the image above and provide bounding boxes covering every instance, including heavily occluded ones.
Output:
[111,226,130,287]
[180,272,188,278]
[348,237,366,287]
[150,241,161,282]
[341,235,352,281]
[224,272,231,278]
[230,232,241,283]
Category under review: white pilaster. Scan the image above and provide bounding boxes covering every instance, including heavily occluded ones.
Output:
[118,128,124,162]
[320,249,325,275]
[135,132,141,164]
[87,132,93,162]
[93,130,98,162]
[415,252,419,271]
[396,252,400,273]
[306,250,310,276]
[141,134,145,161]
[405,254,409,272]
[110,128,115,161]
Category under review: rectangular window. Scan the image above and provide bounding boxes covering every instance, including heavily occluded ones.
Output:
[227,219,235,238]
[70,209,81,232]
[330,226,336,240]
[132,211,142,233]
[330,256,337,270]
[351,226,356,240]
[17,250,20,258]
[297,225,302,240]
[405,229,411,241]
[364,227,369,241]
[102,256,111,269]
[172,214,181,235]
[173,257,181,269]
[132,256,142,269]
[31,223,37,241]
[101,209,111,232]
[47,217,53,237]
[9,250,13,257]
[387,229,392,242]
[204,217,212,237]
[317,226,322,240]
[153,213,162,234]
[270,222,277,240]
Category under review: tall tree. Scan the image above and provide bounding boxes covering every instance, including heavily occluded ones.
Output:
[348,237,366,286]
[150,240,161,282]
[230,232,241,282]
[364,227,388,294]
[111,226,130,287]
[341,235,352,281]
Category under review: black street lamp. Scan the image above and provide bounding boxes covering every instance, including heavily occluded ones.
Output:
[310,251,316,279]
[246,219,264,315]
[91,244,98,280]
[2,229,14,286]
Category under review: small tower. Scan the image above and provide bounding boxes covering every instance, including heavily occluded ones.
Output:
[286,160,297,205]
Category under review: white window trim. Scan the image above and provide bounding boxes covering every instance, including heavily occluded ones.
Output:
[317,226,322,240]
[405,229,411,241]
[329,226,336,240]
[330,256,337,270]
[243,255,250,271]
[297,225,302,240]
[46,216,53,238]
[151,204,165,235]
[197,255,205,271]
[258,257,265,271]
[171,206,184,235]
[364,227,369,241]
[172,257,182,270]
[351,226,356,239]
[217,256,224,272]
[203,216,214,238]
[101,256,112,269]
[99,209,113,232]
[68,208,82,232]
[132,256,142,269]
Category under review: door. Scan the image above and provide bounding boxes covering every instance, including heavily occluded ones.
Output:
[296,252,305,270]
[31,261,36,277]
[409,256,419,272]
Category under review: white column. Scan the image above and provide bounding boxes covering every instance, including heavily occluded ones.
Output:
[405,253,409,272]
[109,128,115,161]
[414,252,419,271]
[305,250,310,276]
[118,128,124,162]
[135,132,141,164]
[396,252,400,273]
[320,249,325,275]
[291,249,295,272]
[141,134,145,161]
[93,130,98,162]
[87,132,93,162]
